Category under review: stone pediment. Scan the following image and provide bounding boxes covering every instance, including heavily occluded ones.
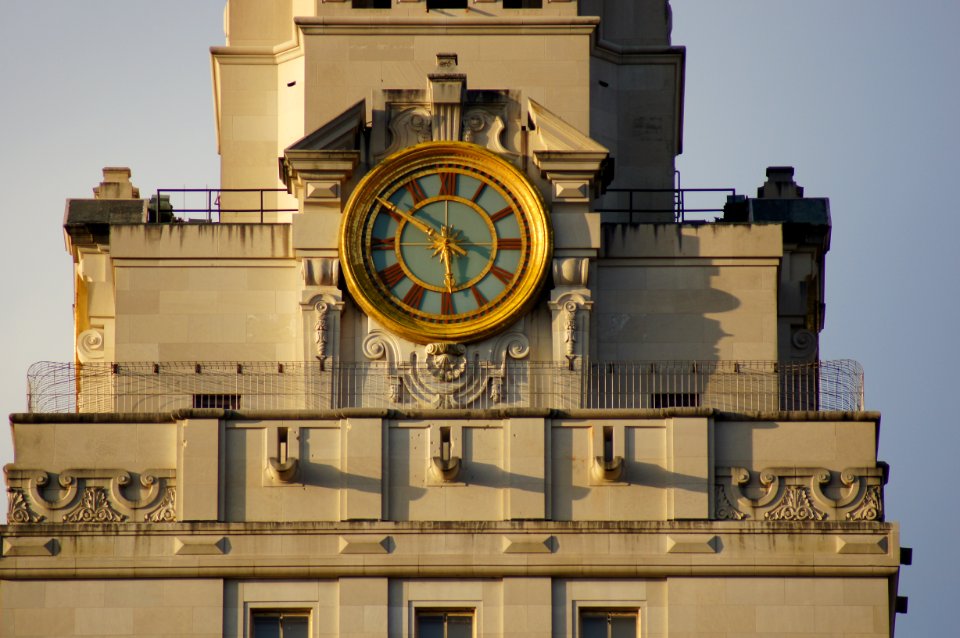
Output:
[286,100,367,152]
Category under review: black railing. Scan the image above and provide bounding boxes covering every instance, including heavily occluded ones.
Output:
[150,189,296,223]
[596,188,737,223]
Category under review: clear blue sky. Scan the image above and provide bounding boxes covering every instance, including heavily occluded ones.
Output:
[1,2,957,634]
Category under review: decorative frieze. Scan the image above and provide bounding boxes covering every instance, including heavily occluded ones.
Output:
[4,468,177,524]
[715,465,886,522]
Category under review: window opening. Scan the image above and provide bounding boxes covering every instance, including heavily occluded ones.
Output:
[417,610,474,638]
[581,611,638,638]
[192,393,240,409]
[650,392,701,408]
[503,0,543,7]
[426,0,468,10]
[352,0,391,7]
[252,611,309,638]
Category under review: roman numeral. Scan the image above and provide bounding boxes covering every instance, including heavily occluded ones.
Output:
[490,265,514,285]
[470,286,488,307]
[406,179,427,204]
[402,283,425,309]
[371,237,395,250]
[378,262,405,288]
[497,238,522,250]
[441,292,455,316]
[439,172,457,197]
[489,206,514,222]
[471,182,486,202]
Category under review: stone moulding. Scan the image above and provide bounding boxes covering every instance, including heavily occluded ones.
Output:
[715,466,886,522]
[4,467,177,524]
[0,522,897,580]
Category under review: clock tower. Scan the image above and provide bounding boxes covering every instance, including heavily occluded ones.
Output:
[0,2,904,638]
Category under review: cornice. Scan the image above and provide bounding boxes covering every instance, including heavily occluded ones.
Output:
[294,15,599,36]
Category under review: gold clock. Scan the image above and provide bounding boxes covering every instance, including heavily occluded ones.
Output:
[339,142,552,344]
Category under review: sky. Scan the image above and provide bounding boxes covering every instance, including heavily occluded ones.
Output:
[1,1,958,634]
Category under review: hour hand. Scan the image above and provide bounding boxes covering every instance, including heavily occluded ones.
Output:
[377,197,436,238]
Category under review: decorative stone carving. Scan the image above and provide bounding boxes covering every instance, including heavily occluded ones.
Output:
[77,328,105,363]
[764,486,826,521]
[461,108,510,154]
[562,301,578,361]
[383,107,434,158]
[315,301,330,360]
[846,484,883,521]
[361,329,530,408]
[791,328,818,358]
[425,342,467,382]
[716,465,886,522]
[714,484,746,520]
[64,487,126,523]
[144,487,177,522]
[549,291,592,368]
[4,467,177,524]
[7,489,44,524]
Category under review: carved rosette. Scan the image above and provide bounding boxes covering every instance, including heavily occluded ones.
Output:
[7,489,45,524]
[64,487,126,523]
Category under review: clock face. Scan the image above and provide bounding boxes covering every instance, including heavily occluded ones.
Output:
[339,142,552,344]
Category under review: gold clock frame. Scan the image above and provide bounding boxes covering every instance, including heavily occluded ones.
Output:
[339,141,552,344]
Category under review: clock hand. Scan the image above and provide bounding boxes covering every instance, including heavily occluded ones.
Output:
[440,246,456,293]
[376,197,438,239]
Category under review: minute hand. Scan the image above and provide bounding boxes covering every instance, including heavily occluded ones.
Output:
[377,197,438,238]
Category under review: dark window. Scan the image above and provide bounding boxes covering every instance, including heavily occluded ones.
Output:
[426,0,468,9]
[192,393,241,409]
[650,392,701,408]
[352,0,391,7]
[252,611,309,638]
[503,0,543,7]
[417,610,473,638]
[581,611,637,638]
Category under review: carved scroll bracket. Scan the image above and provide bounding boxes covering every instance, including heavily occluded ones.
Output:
[548,288,593,369]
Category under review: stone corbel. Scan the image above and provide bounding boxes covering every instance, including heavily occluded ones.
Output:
[429,424,462,483]
[591,425,625,483]
[281,150,360,214]
[264,425,301,485]
[527,99,609,201]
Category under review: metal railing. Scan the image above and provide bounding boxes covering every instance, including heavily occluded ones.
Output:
[26,360,863,414]
[595,188,737,223]
[151,189,297,223]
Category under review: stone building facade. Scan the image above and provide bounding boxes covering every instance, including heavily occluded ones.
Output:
[1,1,902,637]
